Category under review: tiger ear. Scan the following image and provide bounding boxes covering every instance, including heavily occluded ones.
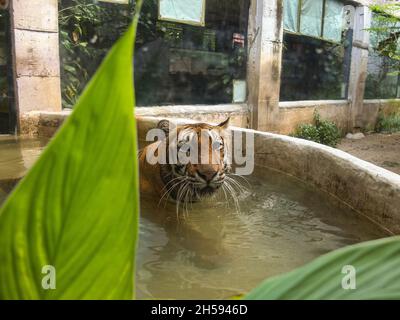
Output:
[218,117,230,129]
[157,119,170,136]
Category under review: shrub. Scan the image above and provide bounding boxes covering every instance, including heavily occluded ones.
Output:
[293,111,341,147]
[376,102,400,133]
[376,113,400,133]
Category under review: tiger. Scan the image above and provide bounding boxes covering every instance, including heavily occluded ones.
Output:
[138,118,236,212]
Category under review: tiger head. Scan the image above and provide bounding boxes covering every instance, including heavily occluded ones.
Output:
[157,118,232,203]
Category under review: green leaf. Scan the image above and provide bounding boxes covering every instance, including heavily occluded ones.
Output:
[0,4,142,300]
[246,237,400,300]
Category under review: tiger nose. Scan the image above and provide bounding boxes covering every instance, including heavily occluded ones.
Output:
[198,170,218,183]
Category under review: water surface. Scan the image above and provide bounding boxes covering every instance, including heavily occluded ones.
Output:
[0,135,48,202]
[137,167,387,299]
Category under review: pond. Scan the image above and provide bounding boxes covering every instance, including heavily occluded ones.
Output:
[0,135,388,300]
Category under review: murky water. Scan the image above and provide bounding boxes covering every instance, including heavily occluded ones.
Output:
[137,167,387,300]
[0,136,48,203]
[0,135,388,300]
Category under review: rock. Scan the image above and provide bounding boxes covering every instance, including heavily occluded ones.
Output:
[346,133,365,140]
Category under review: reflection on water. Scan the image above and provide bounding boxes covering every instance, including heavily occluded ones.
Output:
[137,167,388,300]
[0,135,48,179]
[0,136,388,300]
[0,135,48,202]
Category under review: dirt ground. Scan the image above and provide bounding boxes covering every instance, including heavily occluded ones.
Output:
[337,133,400,175]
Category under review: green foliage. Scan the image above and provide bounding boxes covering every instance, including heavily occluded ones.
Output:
[0,10,141,299]
[246,236,400,299]
[293,111,341,147]
[293,123,319,143]
[376,105,400,133]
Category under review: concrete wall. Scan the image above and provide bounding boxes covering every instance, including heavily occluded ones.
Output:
[19,104,251,137]
[278,101,350,135]
[9,0,61,131]
[347,5,371,131]
[274,98,400,136]
[363,99,400,131]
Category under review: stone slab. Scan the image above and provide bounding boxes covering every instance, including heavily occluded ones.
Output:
[14,29,60,77]
[12,0,58,32]
[16,76,62,113]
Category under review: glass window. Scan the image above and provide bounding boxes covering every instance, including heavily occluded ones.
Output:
[300,0,324,38]
[58,0,249,108]
[364,13,400,99]
[59,0,136,108]
[281,0,348,101]
[323,0,344,42]
[135,0,249,106]
[365,53,399,99]
[159,0,206,26]
[0,7,11,133]
[283,0,344,43]
[280,33,346,101]
[283,0,299,32]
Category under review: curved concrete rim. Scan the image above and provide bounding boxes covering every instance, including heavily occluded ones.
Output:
[137,116,400,235]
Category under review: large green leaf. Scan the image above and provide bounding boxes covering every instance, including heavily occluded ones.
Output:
[246,236,400,300]
[0,3,142,300]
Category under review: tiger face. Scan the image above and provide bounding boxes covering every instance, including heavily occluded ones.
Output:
[158,118,231,203]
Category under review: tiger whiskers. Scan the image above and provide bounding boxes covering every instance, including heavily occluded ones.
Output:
[223,182,240,214]
[158,175,187,208]
[220,183,229,207]
[159,172,248,219]
[225,176,249,194]
[221,175,248,214]
[175,180,192,220]
[228,172,251,188]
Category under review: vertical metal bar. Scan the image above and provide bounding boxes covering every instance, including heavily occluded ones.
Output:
[297,0,302,33]
[343,27,353,99]
[6,6,17,134]
[5,8,16,134]
[1,6,15,134]
[321,0,327,38]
